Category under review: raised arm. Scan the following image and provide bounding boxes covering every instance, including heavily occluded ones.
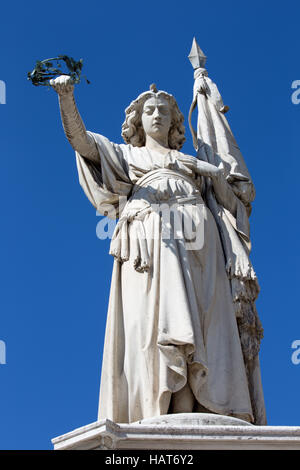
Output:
[50,75,99,164]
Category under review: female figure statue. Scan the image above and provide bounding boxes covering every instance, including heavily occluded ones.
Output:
[51,75,266,425]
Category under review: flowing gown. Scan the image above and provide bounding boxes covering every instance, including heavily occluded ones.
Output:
[75,132,255,424]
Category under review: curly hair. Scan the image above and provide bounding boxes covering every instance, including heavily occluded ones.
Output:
[121,86,185,150]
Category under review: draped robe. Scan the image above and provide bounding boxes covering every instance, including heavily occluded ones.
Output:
[75,131,265,424]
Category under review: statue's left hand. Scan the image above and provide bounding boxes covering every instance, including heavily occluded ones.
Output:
[196,161,223,179]
[175,154,197,172]
[176,155,224,179]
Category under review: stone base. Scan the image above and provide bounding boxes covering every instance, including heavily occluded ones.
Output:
[52,413,300,450]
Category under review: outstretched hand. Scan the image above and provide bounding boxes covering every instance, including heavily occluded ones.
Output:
[50,75,74,96]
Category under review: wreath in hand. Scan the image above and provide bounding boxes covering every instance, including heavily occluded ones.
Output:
[27,55,90,87]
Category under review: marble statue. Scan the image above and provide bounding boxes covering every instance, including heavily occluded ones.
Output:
[50,40,266,425]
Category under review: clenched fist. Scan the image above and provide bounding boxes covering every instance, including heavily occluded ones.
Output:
[50,75,74,96]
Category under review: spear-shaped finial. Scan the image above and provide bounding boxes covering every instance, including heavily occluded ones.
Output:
[188,37,207,69]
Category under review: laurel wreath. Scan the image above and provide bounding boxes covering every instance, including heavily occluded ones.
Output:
[27,55,90,87]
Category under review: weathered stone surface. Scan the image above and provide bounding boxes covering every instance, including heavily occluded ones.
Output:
[50,39,266,428]
[52,414,300,450]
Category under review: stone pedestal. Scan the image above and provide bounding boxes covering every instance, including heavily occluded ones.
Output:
[52,413,300,450]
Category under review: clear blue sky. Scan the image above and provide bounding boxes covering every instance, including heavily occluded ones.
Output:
[0,0,299,450]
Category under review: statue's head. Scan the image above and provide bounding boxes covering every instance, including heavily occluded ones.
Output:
[121,85,185,150]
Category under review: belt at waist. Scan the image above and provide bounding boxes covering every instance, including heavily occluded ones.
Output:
[109,169,204,272]
[132,168,201,196]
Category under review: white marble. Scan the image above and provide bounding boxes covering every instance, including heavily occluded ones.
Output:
[50,38,266,427]
[52,414,300,450]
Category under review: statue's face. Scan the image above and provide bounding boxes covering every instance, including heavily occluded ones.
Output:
[141,96,172,143]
